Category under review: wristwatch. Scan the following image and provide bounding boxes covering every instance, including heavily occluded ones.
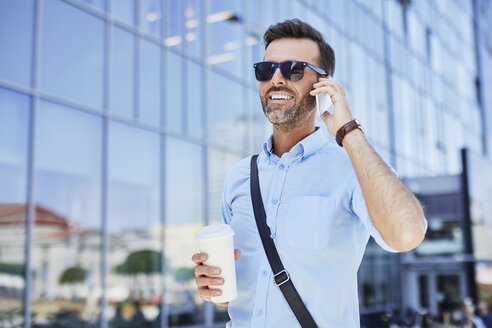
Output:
[335,119,364,147]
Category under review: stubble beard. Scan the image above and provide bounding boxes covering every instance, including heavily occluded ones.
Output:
[260,89,316,132]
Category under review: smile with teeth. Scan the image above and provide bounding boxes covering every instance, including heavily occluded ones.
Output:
[270,94,293,100]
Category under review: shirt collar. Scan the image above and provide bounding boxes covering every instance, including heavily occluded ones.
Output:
[262,126,327,161]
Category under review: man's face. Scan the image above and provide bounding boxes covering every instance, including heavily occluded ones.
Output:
[259,38,321,130]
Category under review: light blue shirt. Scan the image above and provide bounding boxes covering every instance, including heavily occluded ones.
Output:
[221,127,398,327]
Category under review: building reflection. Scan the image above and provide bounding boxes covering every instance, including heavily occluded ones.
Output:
[0,203,210,327]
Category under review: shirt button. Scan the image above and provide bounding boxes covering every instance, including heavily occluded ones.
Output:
[272,199,277,204]
[279,164,285,170]
[257,309,263,316]
[270,233,276,239]
[262,270,268,277]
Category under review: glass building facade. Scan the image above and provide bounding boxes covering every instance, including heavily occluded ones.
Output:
[0,0,489,327]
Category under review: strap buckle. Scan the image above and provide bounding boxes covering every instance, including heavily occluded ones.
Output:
[274,270,290,287]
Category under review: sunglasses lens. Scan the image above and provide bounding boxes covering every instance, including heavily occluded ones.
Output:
[282,61,305,81]
[254,61,307,81]
[255,62,275,81]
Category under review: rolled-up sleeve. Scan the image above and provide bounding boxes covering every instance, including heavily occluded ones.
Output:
[351,180,399,253]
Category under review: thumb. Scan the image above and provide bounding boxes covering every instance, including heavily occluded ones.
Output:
[234,249,241,261]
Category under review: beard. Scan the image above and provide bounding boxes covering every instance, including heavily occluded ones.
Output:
[260,86,316,131]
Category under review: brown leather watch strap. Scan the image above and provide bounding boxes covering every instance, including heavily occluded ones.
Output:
[336,119,363,147]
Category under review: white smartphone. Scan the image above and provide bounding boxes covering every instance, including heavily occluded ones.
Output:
[316,93,333,116]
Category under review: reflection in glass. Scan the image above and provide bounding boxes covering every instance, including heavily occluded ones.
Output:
[247,0,258,27]
[139,40,161,125]
[208,72,245,151]
[165,139,203,225]
[207,149,241,226]
[107,122,161,328]
[0,0,34,87]
[140,0,162,36]
[246,33,261,85]
[165,138,204,326]
[111,0,134,25]
[0,88,30,326]
[207,0,242,74]
[33,100,103,327]
[186,60,203,138]
[76,0,106,12]
[40,0,104,109]
[370,61,389,147]
[166,51,183,133]
[110,26,135,118]
[185,0,201,56]
[165,0,184,49]
[207,148,241,324]
[350,43,369,126]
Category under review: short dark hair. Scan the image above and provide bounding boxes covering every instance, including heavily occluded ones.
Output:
[263,19,335,77]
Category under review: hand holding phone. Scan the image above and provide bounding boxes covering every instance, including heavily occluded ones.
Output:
[316,92,333,117]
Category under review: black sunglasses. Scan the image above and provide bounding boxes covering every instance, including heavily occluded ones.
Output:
[253,60,327,82]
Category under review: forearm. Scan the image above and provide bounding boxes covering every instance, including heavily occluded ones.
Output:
[343,130,426,251]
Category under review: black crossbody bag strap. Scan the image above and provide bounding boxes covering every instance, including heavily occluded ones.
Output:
[249,155,318,328]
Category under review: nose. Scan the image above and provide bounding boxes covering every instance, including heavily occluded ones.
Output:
[270,66,286,85]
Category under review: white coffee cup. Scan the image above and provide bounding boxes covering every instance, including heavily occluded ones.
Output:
[195,224,237,303]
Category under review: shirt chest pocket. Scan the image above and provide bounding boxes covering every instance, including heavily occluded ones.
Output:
[278,196,336,250]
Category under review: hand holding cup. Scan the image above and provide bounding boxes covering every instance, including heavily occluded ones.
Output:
[193,224,240,304]
[192,249,241,304]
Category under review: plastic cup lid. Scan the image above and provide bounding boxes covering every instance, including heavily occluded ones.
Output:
[196,224,234,241]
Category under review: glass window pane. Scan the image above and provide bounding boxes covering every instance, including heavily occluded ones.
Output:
[110,26,135,118]
[107,122,161,328]
[247,0,258,27]
[350,43,369,126]
[208,72,245,151]
[0,0,34,87]
[209,149,241,324]
[75,0,106,12]
[166,51,183,133]
[246,33,261,86]
[111,0,135,25]
[261,0,277,31]
[186,60,202,138]
[207,0,241,75]
[165,0,184,50]
[165,137,204,326]
[40,0,104,109]
[32,100,103,326]
[165,139,203,225]
[140,0,162,36]
[0,88,30,325]
[207,149,240,225]
[185,0,202,56]
[372,62,389,147]
[140,40,161,125]
[330,0,345,29]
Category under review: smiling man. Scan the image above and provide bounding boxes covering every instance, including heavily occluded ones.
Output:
[192,19,427,327]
